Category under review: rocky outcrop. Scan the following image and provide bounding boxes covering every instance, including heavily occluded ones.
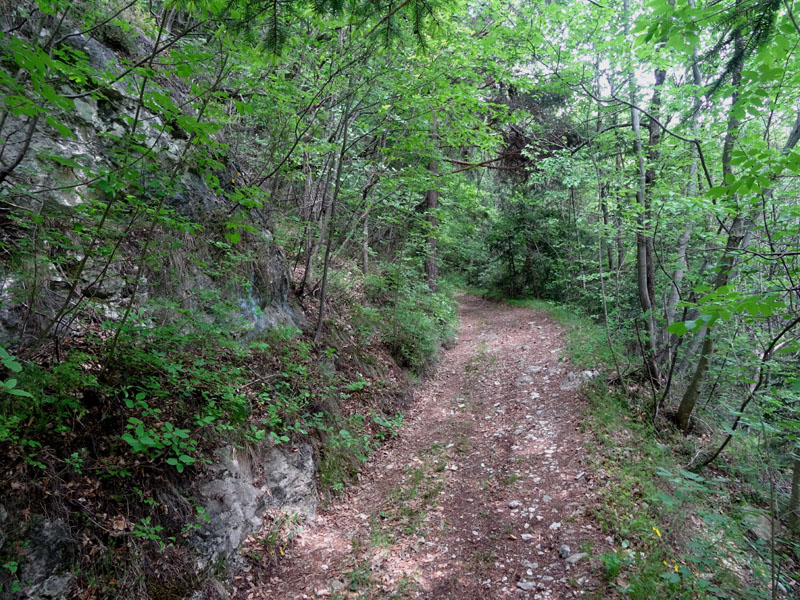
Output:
[1,22,313,600]
[560,369,600,390]
[18,520,75,600]
[13,441,318,600]
[0,27,304,347]
[191,442,317,571]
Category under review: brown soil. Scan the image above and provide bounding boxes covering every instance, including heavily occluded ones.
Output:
[233,295,613,599]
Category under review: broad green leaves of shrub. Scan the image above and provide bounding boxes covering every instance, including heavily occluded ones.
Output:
[0,346,32,399]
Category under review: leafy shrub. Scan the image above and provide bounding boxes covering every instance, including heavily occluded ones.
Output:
[383,299,441,372]
[350,304,381,346]
[319,415,372,495]
[367,272,457,374]
[121,390,199,472]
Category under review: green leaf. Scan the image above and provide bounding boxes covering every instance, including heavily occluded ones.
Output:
[667,321,688,336]
[175,63,193,78]
[36,152,82,168]
[660,572,681,584]
[679,469,706,482]
[234,100,254,115]
[46,116,75,139]
[121,433,140,449]
[225,229,241,244]
[0,347,22,372]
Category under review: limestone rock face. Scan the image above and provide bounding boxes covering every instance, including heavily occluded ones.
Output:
[4,25,313,599]
[20,520,75,600]
[14,443,318,597]
[0,29,304,347]
[191,443,317,570]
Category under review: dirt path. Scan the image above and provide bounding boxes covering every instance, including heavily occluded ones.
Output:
[234,295,611,599]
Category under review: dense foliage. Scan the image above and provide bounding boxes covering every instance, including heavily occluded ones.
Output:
[1,0,800,597]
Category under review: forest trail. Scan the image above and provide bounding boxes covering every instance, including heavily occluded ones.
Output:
[234,295,612,599]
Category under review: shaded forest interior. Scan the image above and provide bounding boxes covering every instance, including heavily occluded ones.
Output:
[1,0,800,598]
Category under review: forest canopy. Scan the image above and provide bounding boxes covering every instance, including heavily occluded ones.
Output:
[1,0,800,597]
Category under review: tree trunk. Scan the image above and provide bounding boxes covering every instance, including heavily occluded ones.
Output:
[644,68,665,351]
[676,32,745,432]
[594,67,614,272]
[314,106,352,342]
[789,458,800,534]
[362,208,369,274]
[614,136,625,269]
[300,149,336,295]
[677,215,744,430]
[424,114,439,293]
[601,187,614,271]
[664,43,703,344]
[665,230,690,327]
[298,153,316,292]
[625,0,658,384]
[677,334,711,431]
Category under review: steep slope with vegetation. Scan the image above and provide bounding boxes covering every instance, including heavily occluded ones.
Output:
[1,0,800,598]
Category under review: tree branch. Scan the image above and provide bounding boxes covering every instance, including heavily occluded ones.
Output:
[365,0,416,38]
[695,315,800,469]
[579,82,714,189]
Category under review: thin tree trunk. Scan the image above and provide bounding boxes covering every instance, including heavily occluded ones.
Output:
[300,147,336,295]
[625,0,658,384]
[608,80,625,270]
[594,65,614,272]
[665,229,690,327]
[665,42,703,337]
[315,104,353,342]
[362,208,369,274]
[677,34,745,430]
[677,214,745,431]
[326,171,380,267]
[601,188,614,271]
[424,114,439,292]
[789,458,800,533]
[644,70,665,349]
[297,152,315,290]
[613,134,626,269]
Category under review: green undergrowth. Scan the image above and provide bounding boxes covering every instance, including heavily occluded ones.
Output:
[363,268,458,375]
[583,383,774,599]
[485,292,795,599]
[0,274,455,596]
